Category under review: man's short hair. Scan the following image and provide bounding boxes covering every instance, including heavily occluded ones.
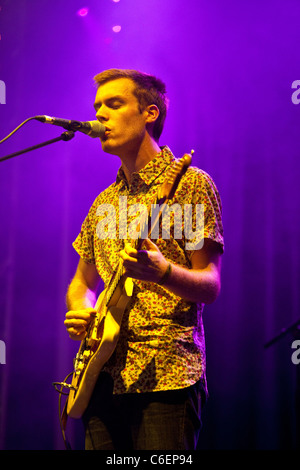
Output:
[93,69,168,141]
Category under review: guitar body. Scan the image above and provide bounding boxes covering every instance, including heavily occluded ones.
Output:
[66,277,134,418]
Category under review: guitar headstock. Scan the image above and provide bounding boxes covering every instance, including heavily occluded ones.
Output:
[157,151,193,202]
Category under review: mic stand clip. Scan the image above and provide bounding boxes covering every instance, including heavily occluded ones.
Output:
[0,130,75,163]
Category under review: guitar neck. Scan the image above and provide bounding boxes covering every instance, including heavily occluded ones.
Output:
[136,193,167,249]
[104,193,166,307]
[103,152,192,308]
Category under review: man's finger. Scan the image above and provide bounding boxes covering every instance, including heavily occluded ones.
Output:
[65,308,96,320]
[141,238,158,251]
[124,243,138,257]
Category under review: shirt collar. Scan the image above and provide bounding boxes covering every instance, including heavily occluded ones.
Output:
[115,146,175,188]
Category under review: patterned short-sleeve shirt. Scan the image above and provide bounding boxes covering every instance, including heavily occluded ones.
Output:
[73,146,224,395]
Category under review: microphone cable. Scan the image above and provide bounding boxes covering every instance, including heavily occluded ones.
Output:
[0,117,37,144]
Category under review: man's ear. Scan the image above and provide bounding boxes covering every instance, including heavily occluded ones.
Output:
[144,104,160,124]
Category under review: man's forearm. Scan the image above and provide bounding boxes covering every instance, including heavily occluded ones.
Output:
[120,239,221,305]
[66,277,97,311]
[162,263,220,304]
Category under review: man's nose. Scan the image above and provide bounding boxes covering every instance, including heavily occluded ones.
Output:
[96,106,108,122]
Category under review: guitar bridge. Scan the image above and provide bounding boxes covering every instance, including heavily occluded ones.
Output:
[74,350,91,373]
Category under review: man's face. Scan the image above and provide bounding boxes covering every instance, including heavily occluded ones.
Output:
[94,78,148,156]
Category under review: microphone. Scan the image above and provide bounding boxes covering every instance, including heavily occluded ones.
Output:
[34,115,106,138]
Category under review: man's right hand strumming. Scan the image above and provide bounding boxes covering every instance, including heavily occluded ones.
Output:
[64,308,97,341]
[64,259,101,340]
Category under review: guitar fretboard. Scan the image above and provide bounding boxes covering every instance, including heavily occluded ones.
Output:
[104,193,166,307]
[103,153,192,308]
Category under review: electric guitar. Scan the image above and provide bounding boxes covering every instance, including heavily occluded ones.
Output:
[65,151,192,419]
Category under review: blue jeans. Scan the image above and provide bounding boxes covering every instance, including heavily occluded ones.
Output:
[83,372,205,450]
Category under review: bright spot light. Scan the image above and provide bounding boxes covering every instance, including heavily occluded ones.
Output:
[112,0,121,3]
[77,7,89,17]
[112,25,121,33]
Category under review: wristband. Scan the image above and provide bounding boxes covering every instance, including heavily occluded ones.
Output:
[158,262,172,285]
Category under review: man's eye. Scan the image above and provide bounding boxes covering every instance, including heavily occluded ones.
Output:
[108,100,124,109]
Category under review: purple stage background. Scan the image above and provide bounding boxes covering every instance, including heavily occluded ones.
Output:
[0,0,299,450]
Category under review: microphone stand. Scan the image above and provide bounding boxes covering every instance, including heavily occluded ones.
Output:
[264,318,300,449]
[0,130,75,163]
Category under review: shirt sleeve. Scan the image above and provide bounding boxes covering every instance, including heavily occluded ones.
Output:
[183,167,224,258]
[72,209,96,264]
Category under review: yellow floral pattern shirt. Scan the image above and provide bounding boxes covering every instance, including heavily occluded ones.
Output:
[73,147,224,395]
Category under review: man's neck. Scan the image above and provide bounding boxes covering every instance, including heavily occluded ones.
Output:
[119,136,161,184]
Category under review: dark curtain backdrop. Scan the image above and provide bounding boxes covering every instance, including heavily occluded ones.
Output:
[0,0,299,450]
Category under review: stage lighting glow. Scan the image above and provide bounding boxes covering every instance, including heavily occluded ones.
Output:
[112,25,121,33]
[77,7,89,17]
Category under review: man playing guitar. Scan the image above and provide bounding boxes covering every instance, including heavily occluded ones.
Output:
[64,69,224,450]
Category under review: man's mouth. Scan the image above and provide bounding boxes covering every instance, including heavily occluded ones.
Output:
[104,127,111,137]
